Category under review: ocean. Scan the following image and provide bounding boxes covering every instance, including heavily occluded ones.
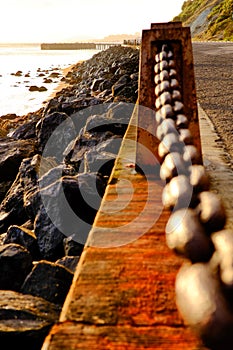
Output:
[0,43,98,117]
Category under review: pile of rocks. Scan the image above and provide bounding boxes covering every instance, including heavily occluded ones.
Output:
[0,46,139,349]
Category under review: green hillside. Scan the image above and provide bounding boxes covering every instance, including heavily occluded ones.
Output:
[173,0,233,40]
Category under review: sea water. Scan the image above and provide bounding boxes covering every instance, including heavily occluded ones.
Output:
[0,43,98,117]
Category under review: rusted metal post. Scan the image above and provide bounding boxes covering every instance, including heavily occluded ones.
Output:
[136,22,202,173]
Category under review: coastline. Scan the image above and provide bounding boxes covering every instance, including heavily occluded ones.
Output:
[47,63,78,100]
[0,62,83,137]
[0,45,140,350]
[0,42,233,349]
[0,44,97,121]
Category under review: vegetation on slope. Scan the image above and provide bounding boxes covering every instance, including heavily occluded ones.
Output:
[173,0,233,40]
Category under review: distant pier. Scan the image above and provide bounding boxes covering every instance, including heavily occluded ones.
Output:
[40,42,121,50]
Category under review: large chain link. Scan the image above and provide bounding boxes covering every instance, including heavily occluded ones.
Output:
[154,43,233,348]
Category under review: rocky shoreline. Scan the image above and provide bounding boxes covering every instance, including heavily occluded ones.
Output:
[1,41,232,349]
[0,45,139,349]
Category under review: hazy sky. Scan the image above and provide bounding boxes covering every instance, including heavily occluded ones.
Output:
[0,0,185,43]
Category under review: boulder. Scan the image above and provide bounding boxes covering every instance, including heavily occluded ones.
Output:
[0,290,60,350]
[91,78,104,92]
[112,82,126,96]
[83,113,128,136]
[19,154,58,190]
[14,70,22,76]
[34,205,65,261]
[0,138,35,182]
[0,174,27,234]
[29,85,40,92]
[3,225,40,260]
[21,260,73,305]
[80,136,122,176]
[99,79,113,91]
[63,235,84,256]
[38,86,47,92]
[8,119,38,140]
[80,149,116,176]
[0,243,33,291]
[0,180,12,203]
[64,131,115,171]
[34,173,106,259]
[55,256,80,273]
[36,112,75,160]
[19,154,58,222]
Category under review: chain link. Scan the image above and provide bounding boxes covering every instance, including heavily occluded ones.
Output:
[154,43,233,348]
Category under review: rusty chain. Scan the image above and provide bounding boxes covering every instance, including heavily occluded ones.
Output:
[154,43,233,348]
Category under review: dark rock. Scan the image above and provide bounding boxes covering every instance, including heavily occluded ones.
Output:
[97,89,112,98]
[35,173,106,259]
[29,86,40,92]
[21,219,34,230]
[34,206,65,261]
[113,84,138,102]
[38,86,47,92]
[112,82,126,96]
[36,112,76,161]
[23,187,42,223]
[19,154,57,190]
[49,72,60,78]
[38,164,75,189]
[55,256,80,273]
[0,243,33,291]
[64,131,115,171]
[3,225,40,260]
[43,78,53,83]
[0,180,12,203]
[95,135,122,154]
[60,97,103,115]
[99,79,113,91]
[21,260,73,305]
[80,149,116,176]
[107,101,134,120]
[8,119,38,140]
[91,78,104,92]
[0,138,35,182]
[42,97,61,115]
[115,74,131,85]
[63,235,84,256]
[15,70,23,76]
[70,110,92,135]
[83,113,128,136]
[0,290,60,350]
[80,136,122,176]
[0,174,27,234]
[19,155,58,222]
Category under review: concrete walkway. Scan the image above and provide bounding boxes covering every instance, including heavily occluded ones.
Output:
[198,104,233,229]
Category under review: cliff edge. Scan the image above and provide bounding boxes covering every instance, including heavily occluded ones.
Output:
[173,0,233,41]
